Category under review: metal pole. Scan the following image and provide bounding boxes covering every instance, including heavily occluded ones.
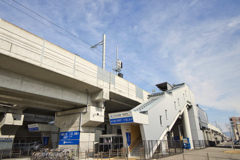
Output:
[79,113,82,159]
[116,46,118,75]
[102,34,106,70]
[109,149,111,160]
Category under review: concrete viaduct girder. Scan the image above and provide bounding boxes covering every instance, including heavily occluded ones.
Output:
[0,18,149,114]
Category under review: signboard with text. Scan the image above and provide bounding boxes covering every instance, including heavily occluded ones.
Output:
[28,124,39,132]
[59,131,80,145]
[109,112,133,124]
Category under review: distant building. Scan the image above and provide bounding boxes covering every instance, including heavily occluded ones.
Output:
[229,117,240,140]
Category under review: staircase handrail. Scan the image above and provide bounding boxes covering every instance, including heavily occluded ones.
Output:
[129,135,142,153]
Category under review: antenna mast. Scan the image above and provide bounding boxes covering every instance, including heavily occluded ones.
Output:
[113,46,123,77]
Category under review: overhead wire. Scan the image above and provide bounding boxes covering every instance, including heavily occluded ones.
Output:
[1,0,156,90]
[1,0,103,58]
[11,0,114,62]
[12,0,91,47]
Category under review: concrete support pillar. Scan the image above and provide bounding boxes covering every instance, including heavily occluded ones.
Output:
[106,124,118,134]
[182,107,193,149]
[0,112,24,150]
[54,106,105,160]
[208,131,211,141]
[120,124,131,149]
[203,130,207,141]
[210,130,214,141]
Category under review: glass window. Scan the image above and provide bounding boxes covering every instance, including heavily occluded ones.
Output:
[165,110,168,120]
[160,115,163,126]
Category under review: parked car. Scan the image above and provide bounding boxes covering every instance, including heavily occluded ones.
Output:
[13,142,43,154]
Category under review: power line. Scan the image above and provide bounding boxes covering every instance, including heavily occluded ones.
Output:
[12,0,118,64]
[122,68,155,88]
[12,0,92,47]
[1,0,156,90]
[1,0,104,58]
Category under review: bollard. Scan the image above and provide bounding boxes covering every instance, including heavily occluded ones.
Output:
[183,152,185,160]
[207,153,209,160]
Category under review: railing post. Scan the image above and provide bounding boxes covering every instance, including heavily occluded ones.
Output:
[148,140,150,157]
[27,143,30,156]
[109,149,111,160]
[162,141,164,158]
[127,146,128,160]
[175,141,176,154]
[159,140,161,158]
[169,140,171,156]
[117,148,119,159]
[143,141,146,160]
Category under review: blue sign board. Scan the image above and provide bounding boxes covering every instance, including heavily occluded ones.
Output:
[110,117,133,124]
[28,127,39,132]
[59,131,80,145]
[43,137,49,146]
[126,132,131,146]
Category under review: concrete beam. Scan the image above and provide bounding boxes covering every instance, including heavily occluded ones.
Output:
[91,89,109,102]
[0,69,91,108]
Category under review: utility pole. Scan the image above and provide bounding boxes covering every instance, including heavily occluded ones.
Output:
[116,46,118,75]
[102,34,106,70]
[226,124,234,150]
[90,34,106,70]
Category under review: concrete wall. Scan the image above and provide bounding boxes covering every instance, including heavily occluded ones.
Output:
[188,106,204,140]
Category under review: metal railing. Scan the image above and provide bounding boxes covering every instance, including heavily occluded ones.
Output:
[192,140,210,149]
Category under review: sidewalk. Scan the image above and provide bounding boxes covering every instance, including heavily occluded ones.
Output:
[160,147,240,160]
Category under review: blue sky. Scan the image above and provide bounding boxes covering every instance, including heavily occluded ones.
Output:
[1,0,240,132]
